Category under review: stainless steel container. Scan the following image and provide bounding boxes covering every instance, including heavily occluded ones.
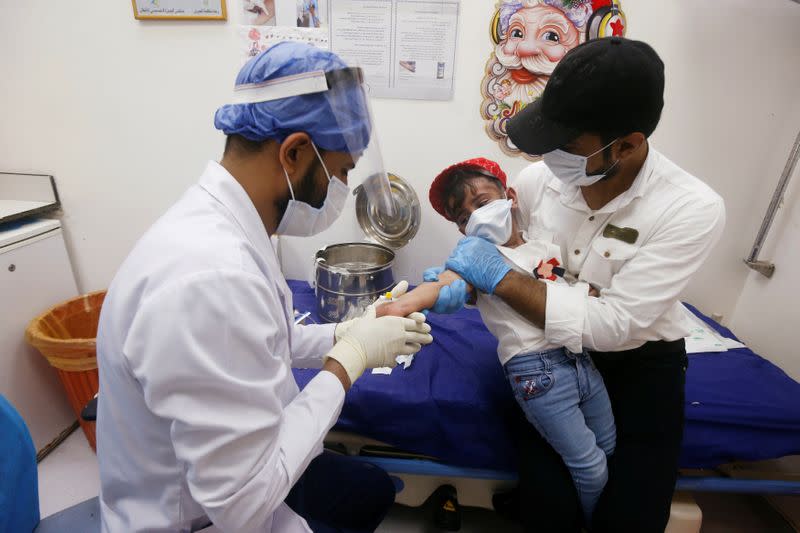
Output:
[315,242,395,323]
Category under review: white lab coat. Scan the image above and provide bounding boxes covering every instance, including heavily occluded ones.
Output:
[96,161,342,533]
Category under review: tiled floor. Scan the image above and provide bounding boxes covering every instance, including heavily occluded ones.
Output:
[693,492,795,533]
[37,430,100,519]
[39,430,796,532]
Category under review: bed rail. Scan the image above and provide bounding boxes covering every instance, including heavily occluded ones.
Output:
[348,456,800,495]
[745,128,800,278]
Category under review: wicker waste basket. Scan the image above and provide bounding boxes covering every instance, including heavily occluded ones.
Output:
[25,290,106,451]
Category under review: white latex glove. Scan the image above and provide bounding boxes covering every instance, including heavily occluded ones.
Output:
[334,280,410,342]
[326,313,433,385]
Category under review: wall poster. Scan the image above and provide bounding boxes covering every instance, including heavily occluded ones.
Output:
[480,0,627,158]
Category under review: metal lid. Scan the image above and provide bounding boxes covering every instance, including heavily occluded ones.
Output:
[354,173,420,249]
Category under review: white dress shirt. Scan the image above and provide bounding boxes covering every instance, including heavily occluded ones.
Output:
[97,161,340,533]
[511,146,725,354]
[477,238,576,365]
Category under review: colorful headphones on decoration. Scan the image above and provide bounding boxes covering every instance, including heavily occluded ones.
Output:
[490,0,627,45]
[586,0,627,40]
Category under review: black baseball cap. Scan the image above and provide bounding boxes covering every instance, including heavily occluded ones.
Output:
[507,37,665,156]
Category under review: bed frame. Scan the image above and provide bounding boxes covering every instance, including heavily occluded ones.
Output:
[325,430,800,510]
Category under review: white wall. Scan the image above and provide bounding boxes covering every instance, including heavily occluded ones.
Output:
[0,1,241,292]
[632,0,800,320]
[2,1,800,327]
[728,118,800,381]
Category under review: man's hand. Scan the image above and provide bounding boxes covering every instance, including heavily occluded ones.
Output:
[325,314,433,387]
[421,267,470,314]
[335,280,409,341]
[422,266,445,283]
[445,237,511,294]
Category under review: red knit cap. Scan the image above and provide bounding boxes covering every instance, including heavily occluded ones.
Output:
[429,157,508,221]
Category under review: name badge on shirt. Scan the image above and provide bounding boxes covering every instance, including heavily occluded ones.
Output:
[603,224,639,244]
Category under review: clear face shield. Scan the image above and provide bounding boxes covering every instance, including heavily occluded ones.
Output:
[230,67,397,218]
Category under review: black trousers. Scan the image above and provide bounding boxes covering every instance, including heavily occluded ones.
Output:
[513,339,688,533]
[285,451,397,532]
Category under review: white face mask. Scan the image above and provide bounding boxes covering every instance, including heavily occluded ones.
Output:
[465,198,514,245]
[276,142,349,237]
[542,139,619,187]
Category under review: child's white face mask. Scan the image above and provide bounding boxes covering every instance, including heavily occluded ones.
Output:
[465,198,513,245]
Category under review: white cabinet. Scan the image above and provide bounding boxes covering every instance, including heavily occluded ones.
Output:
[1,219,79,451]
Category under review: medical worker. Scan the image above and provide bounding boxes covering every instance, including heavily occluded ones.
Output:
[96,42,433,533]
[426,37,725,532]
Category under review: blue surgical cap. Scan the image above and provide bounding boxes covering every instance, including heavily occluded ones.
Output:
[214,42,371,153]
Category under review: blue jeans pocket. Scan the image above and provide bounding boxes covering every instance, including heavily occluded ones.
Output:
[511,371,555,401]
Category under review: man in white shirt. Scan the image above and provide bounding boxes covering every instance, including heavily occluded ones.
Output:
[97,42,433,533]
[430,37,725,532]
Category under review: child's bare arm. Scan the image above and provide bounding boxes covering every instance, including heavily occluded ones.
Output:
[376,270,472,318]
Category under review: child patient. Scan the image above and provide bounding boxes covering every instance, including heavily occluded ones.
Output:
[377,158,615,521]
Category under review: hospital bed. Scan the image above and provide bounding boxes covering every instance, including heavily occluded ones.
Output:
[289,280,800,523]
[28,282,800,532]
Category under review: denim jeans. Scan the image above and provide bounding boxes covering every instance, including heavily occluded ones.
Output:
[504,347,616,520]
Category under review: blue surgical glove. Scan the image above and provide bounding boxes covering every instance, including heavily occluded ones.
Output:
[445,236,511,294]
[423,266,445,283]
[421,266,469,314]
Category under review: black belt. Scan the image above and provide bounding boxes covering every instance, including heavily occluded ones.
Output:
[590,338,686,362]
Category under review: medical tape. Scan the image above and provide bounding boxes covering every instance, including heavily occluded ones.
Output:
[229,70,329,105]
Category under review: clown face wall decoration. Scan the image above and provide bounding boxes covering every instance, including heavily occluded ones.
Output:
[480,0,627,159]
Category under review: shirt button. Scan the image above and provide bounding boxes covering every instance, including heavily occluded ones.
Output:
[604,251,611,258]
[574,249,581,255]
[589,216,595,221]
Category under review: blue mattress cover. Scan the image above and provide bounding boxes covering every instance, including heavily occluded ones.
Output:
[290,281,800,470]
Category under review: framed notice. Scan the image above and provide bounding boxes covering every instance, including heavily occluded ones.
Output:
[132,0,228,20]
